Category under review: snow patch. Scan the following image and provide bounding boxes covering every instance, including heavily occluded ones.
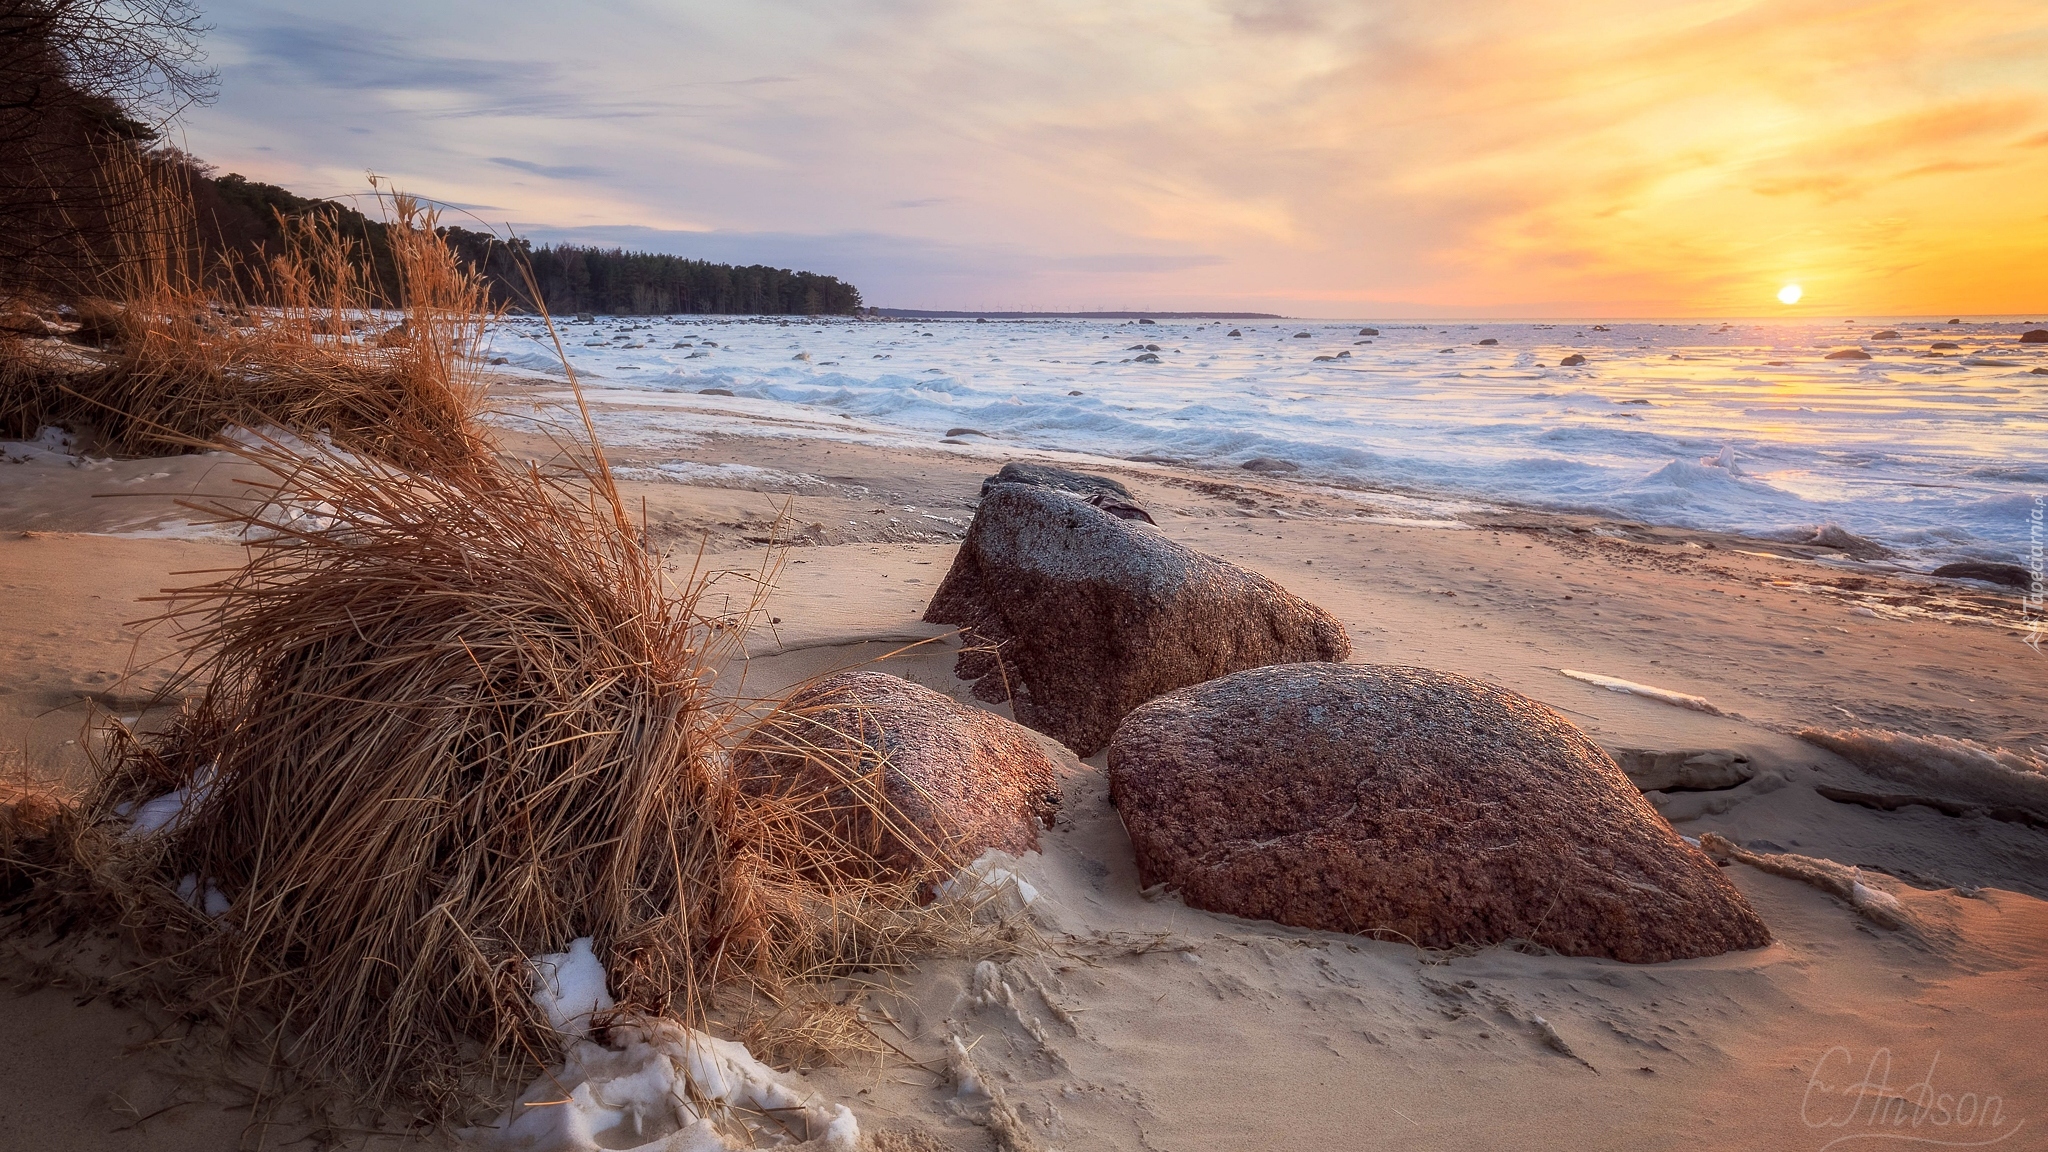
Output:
[464,939,858,1152]
[936,852,1039,915]
[1558,670,1726,715]
[124,763,216,837]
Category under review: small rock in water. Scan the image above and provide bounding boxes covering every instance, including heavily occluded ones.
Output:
[2032,367,2048,375]
[2021,329,2048,343]
[1313,354,1338,362]
[1134,353,1161,363]
[698,387,735,396]
[1477,337,1498,345]
[1559,353,1587,366]
[1069,389,1085,395]
[1293,331,1312,338]
[1227,328,1242,337]
[945,427,990,438]
[1947,317,1962,324]
[1931,341,1960,349]
[1824,348,1871,360]
[1358,327,1379,336]
[1138,317,1157,325]
[1241,457,1301,473]
[1870,329,1901,340]
[1929,561,2030,588]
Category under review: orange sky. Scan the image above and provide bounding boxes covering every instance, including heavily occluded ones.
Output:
[188,0,2048,315]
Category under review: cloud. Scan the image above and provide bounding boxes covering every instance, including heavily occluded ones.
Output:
[490,157,607,180]
[181,0,2048,315]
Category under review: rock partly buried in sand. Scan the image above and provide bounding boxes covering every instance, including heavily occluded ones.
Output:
[1108,663,1772,962]
[1824,348,1872,360]
[733,670,1061,879]
[1240,457,1300,473]
[925,485,1350,756]
[981,461,1153,523]
[1607,748,1756,792]
[1930,561,2030,588]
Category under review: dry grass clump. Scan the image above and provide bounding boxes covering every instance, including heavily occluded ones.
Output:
[10,158,492,472]
[59,422,989,1119]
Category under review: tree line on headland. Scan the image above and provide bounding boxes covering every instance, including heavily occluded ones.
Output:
[194,171,865,316]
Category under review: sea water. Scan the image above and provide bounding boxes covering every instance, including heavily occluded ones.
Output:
[482,315,2048,569]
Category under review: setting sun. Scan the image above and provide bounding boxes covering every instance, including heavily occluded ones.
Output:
[1777,284,1804,305]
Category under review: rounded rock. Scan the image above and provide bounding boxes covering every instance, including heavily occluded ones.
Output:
[1107,663,1772,962]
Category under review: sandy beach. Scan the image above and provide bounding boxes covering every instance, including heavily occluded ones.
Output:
[3,376,2043,1151]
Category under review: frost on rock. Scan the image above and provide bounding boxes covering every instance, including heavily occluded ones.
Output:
[464,939,859,1152]
[122,763,217,837]
[935,851,1039,915]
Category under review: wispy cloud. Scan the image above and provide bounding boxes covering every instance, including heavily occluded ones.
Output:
[490,157,606,180]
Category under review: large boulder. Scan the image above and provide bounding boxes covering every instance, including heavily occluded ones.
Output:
[980,462,1153,523]
[733,670,1061,880]
[924,485,1350,756]
[1107,663,1772,962]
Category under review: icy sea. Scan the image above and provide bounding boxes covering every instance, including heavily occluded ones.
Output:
[483,315,2048,570]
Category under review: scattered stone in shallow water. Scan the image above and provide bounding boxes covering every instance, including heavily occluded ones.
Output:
[1227,329,1242,337]
[2021,329,2048,343]
[1931,341,1960,349]
[1929,561,2030,588]
[698,387,735,396]
[1871,329,1901,340]
[924,486,1348,755]
[1106,663,1773,962]
[1825,349,1872,360]
[1240,457,1300,473]
[1559,353,1587,366]
[1358,327,1379,336]
[1478,338,1498,345]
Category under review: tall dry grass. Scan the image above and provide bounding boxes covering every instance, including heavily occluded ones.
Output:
[4,173,1011,1122]
[55,397,995,1121]
[11,155,491,472]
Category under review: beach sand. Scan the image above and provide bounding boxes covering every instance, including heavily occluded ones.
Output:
[3,382,2043,1150]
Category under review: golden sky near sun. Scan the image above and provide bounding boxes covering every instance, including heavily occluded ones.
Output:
[189,0,2048,314]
